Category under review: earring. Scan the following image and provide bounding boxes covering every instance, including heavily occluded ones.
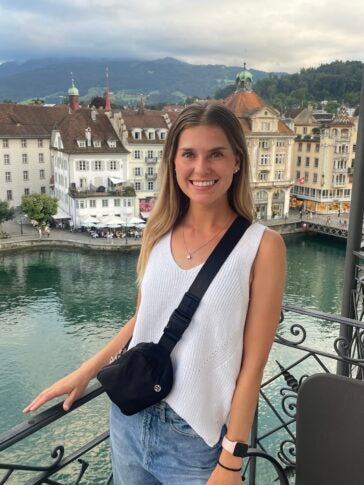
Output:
[234,167,240,174]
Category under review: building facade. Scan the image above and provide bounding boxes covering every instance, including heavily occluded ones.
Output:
[0,104,67,207]
[290,105,356,213]
[224,66,295,219]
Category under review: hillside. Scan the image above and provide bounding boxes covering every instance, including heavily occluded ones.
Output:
[0,57,277,104]
[215,60,363,111]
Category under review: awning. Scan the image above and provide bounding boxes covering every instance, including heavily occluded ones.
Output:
[109,177,125,185]
[52,208,71,220]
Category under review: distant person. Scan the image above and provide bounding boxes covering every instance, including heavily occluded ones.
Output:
[44,226,50,237]
[38,227,42,239]
[23,104,285,484]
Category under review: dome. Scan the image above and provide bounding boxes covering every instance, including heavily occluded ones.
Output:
[235,63,253,92]
[68,80,79,96]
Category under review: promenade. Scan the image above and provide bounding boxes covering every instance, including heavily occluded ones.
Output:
[0,211,356,252]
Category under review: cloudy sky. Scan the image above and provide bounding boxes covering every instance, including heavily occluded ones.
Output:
[1,0,364,73]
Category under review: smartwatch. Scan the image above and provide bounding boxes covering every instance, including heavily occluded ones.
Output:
[222,436,249,457]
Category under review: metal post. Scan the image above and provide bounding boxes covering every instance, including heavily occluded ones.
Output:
[337,70,364,376]
[248,407,259,485]
[20,216,23,235]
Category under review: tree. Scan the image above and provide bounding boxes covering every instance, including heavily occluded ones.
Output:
[21,194,58,225]
[0,200,15,232]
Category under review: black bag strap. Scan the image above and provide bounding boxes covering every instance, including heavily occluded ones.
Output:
[159,216,251,353]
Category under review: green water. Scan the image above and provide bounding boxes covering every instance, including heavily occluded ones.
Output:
[0,234,346,483]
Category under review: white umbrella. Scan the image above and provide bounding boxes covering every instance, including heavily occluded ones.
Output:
[128,216,145,225]
[80,215,100,227]
[101,215,125,228]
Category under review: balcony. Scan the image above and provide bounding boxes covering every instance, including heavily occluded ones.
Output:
[145,157,158,164]
[2,305,363,483]
[145,173,157,181]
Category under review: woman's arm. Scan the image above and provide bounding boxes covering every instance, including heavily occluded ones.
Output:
[23,290,141,413]
[208,229,286,483]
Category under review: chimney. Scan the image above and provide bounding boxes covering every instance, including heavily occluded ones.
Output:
[91,108,97,122]
[85,127,92,146]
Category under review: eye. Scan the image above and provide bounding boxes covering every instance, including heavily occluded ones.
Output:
[182,150,194,159]
[210,151,224,159]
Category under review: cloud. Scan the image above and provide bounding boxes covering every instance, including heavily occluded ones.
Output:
[0,0,363,72]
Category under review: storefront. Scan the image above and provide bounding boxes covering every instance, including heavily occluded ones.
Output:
[254,190,268,220]
[272,190,285,219]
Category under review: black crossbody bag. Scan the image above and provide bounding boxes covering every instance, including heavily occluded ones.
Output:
[97,216,250,415]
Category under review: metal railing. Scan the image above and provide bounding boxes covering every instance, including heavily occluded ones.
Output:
[1,304,364,484]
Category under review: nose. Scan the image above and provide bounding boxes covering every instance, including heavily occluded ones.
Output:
[194,154,211,174]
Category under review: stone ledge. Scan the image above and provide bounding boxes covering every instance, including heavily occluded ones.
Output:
[0,238,140,253]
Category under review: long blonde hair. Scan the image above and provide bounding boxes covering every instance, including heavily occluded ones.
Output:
[137,102,254,283]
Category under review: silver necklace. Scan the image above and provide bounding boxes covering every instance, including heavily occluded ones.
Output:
[182,224,226,260]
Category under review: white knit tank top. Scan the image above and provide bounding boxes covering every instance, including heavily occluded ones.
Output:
[129,222,266,446]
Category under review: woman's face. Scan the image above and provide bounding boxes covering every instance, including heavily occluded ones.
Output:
[174,124,239,209]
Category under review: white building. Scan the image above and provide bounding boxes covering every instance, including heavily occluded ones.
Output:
[51,103,133,228]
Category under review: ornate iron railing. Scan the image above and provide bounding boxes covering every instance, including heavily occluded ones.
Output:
[1,304,364,484]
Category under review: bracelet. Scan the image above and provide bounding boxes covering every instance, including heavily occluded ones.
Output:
[217,460,241,472]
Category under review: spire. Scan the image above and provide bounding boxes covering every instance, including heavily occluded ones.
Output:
[235,60,253,92]
[68,72,80,111]
[105,67,111,112]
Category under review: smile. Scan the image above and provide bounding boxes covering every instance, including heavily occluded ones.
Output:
[190,180,217,187]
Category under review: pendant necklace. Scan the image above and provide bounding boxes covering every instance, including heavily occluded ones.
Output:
[182,223,227,260]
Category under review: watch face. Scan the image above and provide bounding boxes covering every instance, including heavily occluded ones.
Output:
[234,442,249,457]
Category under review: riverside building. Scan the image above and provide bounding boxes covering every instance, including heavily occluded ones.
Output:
[50,82,133,227]
[224,65,295,220]
[110,98,173,219]
[290,105,357,213]
[0,104,67,207]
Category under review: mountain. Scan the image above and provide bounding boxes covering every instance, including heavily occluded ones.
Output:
[0,57,281,104]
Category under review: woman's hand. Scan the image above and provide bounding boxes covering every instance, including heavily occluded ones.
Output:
[23,366,93,413]
[207,464,243,484]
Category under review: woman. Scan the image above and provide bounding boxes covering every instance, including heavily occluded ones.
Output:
[24,103,285,484]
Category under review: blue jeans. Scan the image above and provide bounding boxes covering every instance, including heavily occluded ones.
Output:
[109,401,225,484]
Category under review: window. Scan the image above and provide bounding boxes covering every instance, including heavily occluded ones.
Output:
[77,140,86,147]
[4,154,10,165]
[298,143,302,152]
[78,160,88,171]
[134,167,141,176]
[90,199,96,208]
[123,198,132,208]
[147,150,153,158]
[276,140,285,147]
[258,171,268,181]
[315,144,320,152]
[305,157,310,167]
[160,131,166,140]
[353,144,357,152]
[39,153,44,163]
[23,171,29,181]
[93,140,101,147]
[274,171,284,180]
[297,156,301,166]
[110,160,117,170]
[304,172,309,182]
[148,131,155,140]
[306,143,311,152]
[108,140,117,148]
[303,127,307,134]
[275,154,284,164]
[296,171,301,180]
[6,190,12,201]
[38,139,43,147]
[259,139,269,149]
[313,173,318,183]
[114,199,121,207]
[3,139,9,148]
[94,160,102,171]
[5,171,11,182]
[102,199,108,208]
[40,169,45,179]
[135,182,141,191]
[148,181,154,191]
[22,154,28,164]
[134,150,141,159]
[21,139,27,148]
[134,131,141,140]
[261,122,271,131]
[24,188,30,195]
[40,186,46,194]
[260,154,270,165]
[314,158,319,168]
[147,166,154,175]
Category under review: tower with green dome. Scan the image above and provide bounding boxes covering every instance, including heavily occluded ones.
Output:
[68,74,80,111]
[235,62,253,92]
